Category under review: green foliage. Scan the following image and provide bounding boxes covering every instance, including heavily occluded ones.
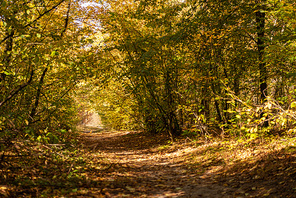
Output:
[220,90,296,139]
[85,0,296,139]
[182,130,198,137]
[0,0,98,173]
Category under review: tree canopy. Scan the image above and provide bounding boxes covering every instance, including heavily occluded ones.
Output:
[86,0,296,137]
[0,0,295,142]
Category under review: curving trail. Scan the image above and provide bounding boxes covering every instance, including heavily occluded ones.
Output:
[80,130,234,198]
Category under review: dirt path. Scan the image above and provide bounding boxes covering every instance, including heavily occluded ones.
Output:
[80,130,235,198]
[2,127,295,197]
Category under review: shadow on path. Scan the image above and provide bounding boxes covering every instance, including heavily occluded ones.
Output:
[80,130,235,198]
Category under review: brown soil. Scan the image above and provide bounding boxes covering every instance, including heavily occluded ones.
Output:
[80,130,296,198]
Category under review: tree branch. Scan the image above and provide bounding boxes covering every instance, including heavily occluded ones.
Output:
[0,0,66,44]
[0,69,34,108]
[29,68,48,122]
[60,0,71,38]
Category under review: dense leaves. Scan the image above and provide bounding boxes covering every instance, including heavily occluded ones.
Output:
[0,0,94,142]
[0,0,97,173]
[88,0,296,137]
[1,0,296,197]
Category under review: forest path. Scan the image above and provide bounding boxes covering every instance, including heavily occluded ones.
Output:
[80,130,234,198]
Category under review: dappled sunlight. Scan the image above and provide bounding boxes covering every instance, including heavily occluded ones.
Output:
[187,137,296,197]
[81,130,296,197]
[79,130,235,197]
[2,129,296,197]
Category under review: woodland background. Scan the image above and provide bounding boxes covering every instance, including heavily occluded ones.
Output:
[1,0,296,141]
[1,0,296,196]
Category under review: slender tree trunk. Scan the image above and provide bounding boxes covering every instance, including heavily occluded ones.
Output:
[256,10,267,102]
[256,4,268,127]
[1,30,14,82]
[29,68,48,123]
[214,100,223,123]
[223,68,230,123]
[165,70,181,137]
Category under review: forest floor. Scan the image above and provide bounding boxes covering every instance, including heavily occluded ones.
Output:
[78,130,296,198]
[1,129,296,197]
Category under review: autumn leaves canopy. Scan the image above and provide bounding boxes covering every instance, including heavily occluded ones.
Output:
[1,0,296,140]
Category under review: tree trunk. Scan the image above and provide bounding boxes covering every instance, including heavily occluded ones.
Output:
[256,5,268,127]
[29,68,48,123]
[165,70,181,136]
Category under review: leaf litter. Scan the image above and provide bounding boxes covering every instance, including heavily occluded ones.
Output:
[1,130,296,197]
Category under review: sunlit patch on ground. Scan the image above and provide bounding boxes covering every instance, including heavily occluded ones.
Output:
[79,130,296,197]
[2,130,296,197]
